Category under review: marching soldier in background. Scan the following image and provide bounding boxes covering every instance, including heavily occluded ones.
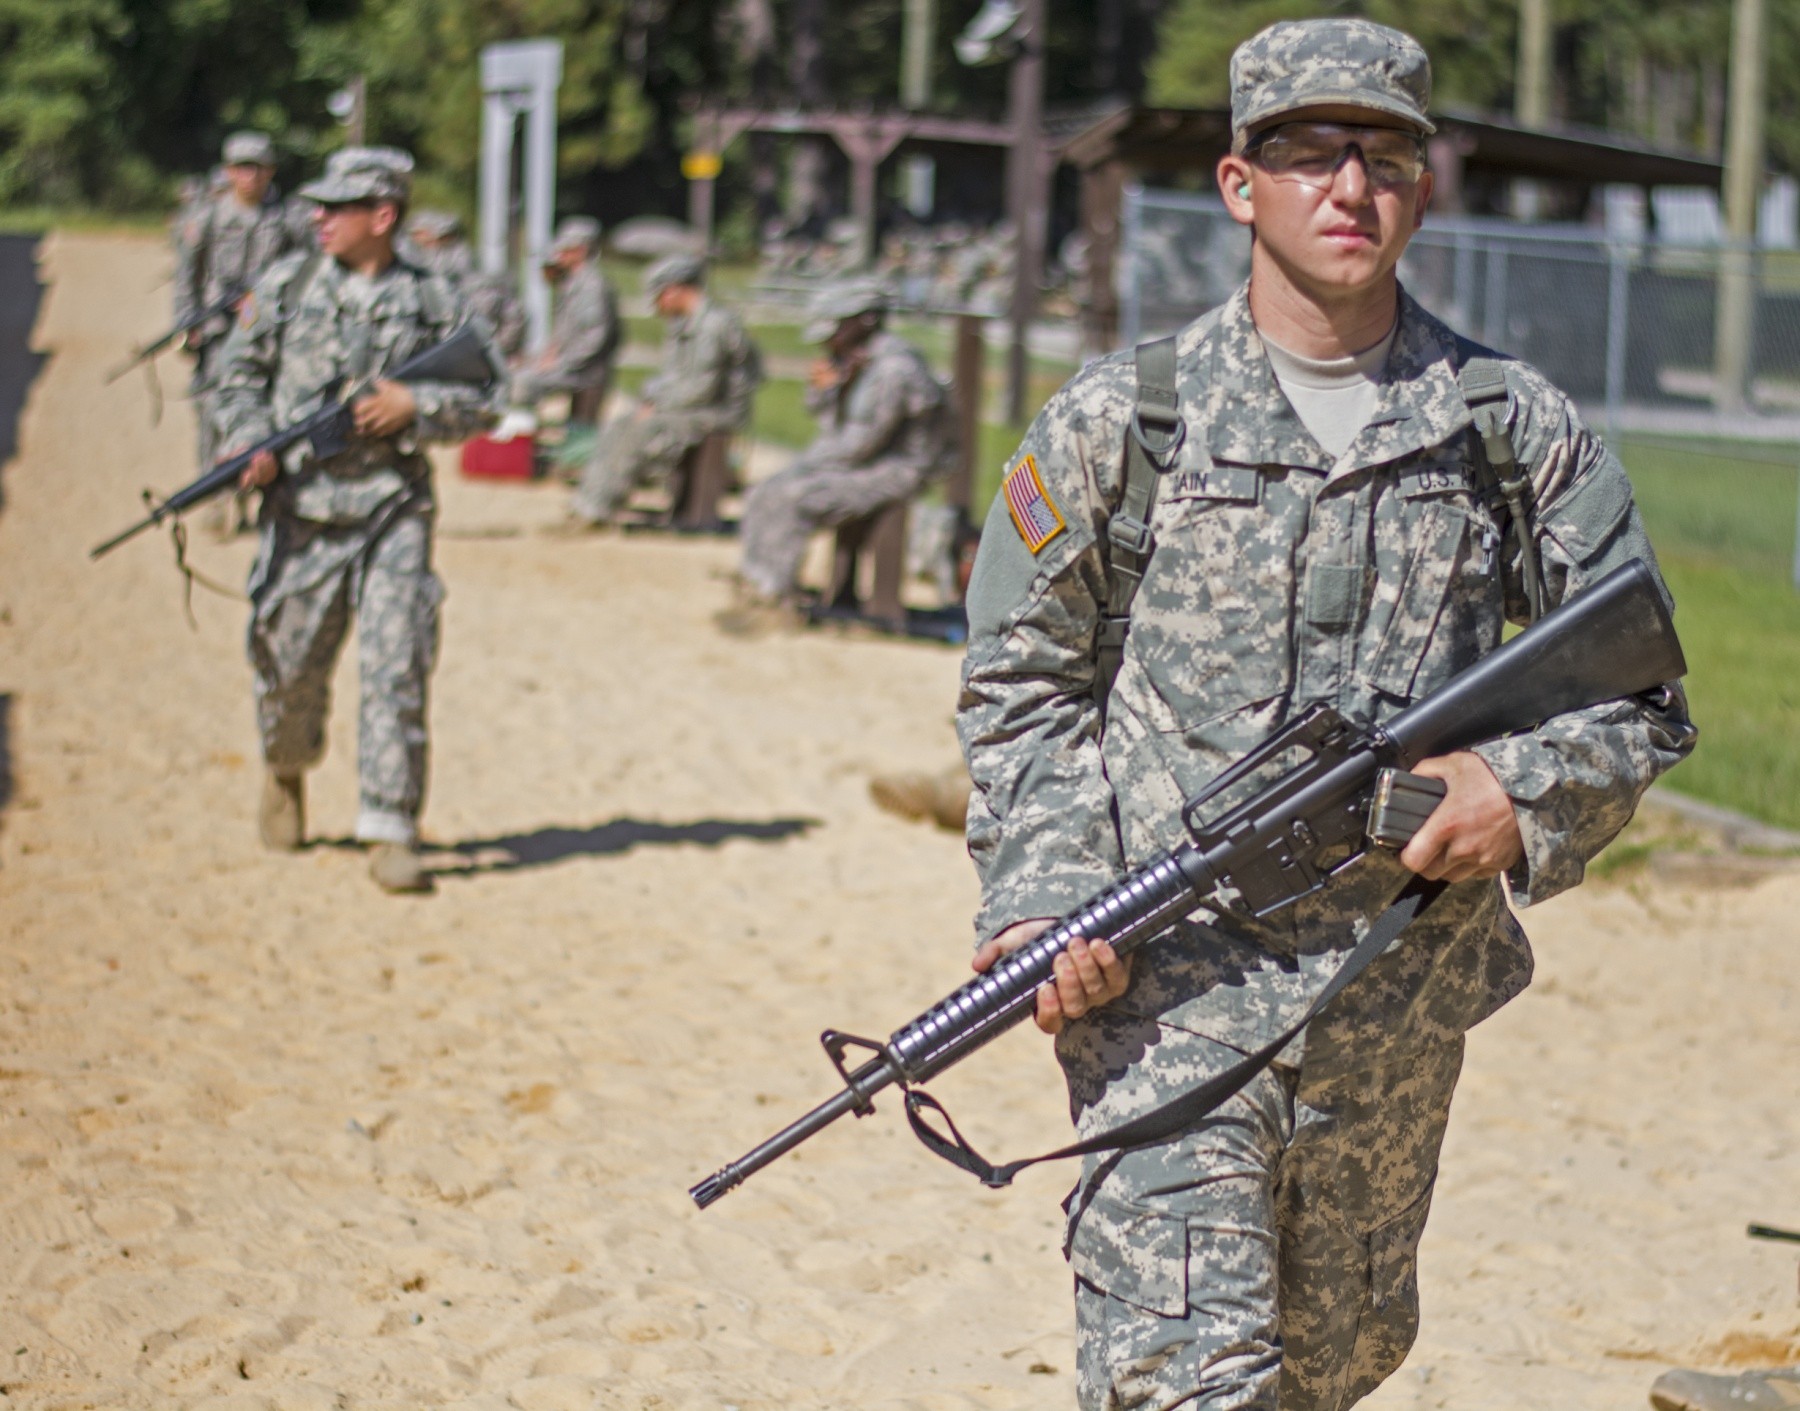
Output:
[719,279,949,633]
[510,215,619,434]
[405,209,526,357]
[213,147,504,895]
[173,131,306,532]
[566,253,761,528]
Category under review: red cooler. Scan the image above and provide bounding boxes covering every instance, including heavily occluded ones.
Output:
[461,433,537,481]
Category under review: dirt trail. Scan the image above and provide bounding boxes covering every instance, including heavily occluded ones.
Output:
[0,233,1795,1411]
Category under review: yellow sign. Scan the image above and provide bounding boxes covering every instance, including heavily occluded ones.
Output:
[682,151,723,181]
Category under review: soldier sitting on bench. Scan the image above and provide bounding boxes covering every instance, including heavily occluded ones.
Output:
[563,253,761,529]
[717,279,950,635]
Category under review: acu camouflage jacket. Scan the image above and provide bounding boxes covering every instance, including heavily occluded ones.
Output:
[957,286,1694,1087]
[213,252,504,525]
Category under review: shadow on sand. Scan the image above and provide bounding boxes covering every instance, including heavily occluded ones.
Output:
[0,235,47,512]
[310,816,817,877]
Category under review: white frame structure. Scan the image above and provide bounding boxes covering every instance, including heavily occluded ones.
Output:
[479,40,563,353]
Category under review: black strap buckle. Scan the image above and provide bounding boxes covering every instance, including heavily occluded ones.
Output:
[1129,410,1187,470]
[1107,513,1154,560]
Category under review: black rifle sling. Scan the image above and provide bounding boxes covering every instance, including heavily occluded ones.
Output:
[1094,335,1185,711]
[1458,358,1547,622]
[904,876,1448,1188]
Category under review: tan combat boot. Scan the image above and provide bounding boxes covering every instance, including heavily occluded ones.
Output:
[259,771,305,851]
[369,843,433,895]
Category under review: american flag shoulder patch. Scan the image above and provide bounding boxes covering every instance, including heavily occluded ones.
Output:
[1002,454,1066,554]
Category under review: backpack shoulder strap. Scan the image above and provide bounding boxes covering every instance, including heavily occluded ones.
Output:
[274,250,325,328]
[1457,353,1548,622]
[1094,335,1185,711]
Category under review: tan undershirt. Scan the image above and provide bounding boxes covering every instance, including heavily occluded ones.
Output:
[1261,321,1399,464]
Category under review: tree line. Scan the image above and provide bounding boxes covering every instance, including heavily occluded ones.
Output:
[0,0,1791,221]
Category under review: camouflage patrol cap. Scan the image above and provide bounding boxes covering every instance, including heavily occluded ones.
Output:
[547,215,602,257]
[643,253,707,296]
[802,277,891,342]
[1230,20,1434,144]
[222,131,277,167]
[299,146,414,205]
[405,209,462,242]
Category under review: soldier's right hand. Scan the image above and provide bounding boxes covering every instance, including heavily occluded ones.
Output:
[973,919,1132,1036]
[238,449,279,490]
[807,358,839,392]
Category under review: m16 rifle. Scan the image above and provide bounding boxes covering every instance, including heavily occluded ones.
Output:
[103,284,248,386]
[691,560,1688,1208]
[90,324,499,561]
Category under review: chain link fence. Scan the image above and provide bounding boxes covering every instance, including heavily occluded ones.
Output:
[1118,184,1800,587]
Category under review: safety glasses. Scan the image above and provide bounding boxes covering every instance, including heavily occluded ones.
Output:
[1246,122,1428,191]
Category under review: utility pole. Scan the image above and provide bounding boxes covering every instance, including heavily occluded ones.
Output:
[1512,0,1551,218]
[1714,0,1768,412]
[901,0,937,217]
[1004,0,1047,423]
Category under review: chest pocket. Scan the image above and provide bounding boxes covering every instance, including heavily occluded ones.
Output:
[1363,450,1505,701]
[1120,460,1296,729]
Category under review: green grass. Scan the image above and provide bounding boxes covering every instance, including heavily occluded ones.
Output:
[0,206,167,235]
[1651,554,1800,829]
[1619,437,1799,580]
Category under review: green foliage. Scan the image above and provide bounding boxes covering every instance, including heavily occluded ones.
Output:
[1148,0,1800,174]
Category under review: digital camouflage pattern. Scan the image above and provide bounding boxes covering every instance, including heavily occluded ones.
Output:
[213,250,503,845]
[173,189,307,466]
[513,258,620,420]
[572,296,762,523]
[1068,1031,1463,1411]
[957,284,1695,1408]
[1230,19,1435,139]
[738,328,950,600]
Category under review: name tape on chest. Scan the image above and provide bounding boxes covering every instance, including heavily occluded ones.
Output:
[1002,454,1066,554]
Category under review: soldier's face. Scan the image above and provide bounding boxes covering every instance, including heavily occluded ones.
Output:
[1220,106,1431,299]
[226,163,272,205]
[314,200,398,261]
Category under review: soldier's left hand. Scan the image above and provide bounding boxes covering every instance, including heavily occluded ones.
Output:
[1399,751,1525,883]
[352,380,417,438]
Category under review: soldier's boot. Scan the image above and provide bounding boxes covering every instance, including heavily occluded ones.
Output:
[869,772,938,823]
[869,766,974,833]
[928,769,974,832]
[369,843,433,895]
[258,771,305,851]
[713,596,804,639]
[1651,1368,1800,1411]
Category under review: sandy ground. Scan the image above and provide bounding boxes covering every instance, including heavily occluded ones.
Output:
[0,233,1795,1411]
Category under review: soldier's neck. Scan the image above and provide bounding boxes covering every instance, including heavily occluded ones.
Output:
[1245,260,1400,362]
[335,243,397,279]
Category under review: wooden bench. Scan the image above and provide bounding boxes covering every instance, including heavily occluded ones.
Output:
[826,498,908,630]
[667,430,735,530]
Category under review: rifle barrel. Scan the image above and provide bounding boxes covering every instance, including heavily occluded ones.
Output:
[690,1057,893,1209]
[89,513,162,560]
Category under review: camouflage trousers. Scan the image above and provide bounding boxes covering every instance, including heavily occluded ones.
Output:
[247,505,442,846]
[571,408,715,524]
[737,457,925,600]
[1067,1034,1464,1411]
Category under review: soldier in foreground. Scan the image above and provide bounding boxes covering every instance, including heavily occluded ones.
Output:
[956,21,1694,1409]
[510,216,619,438]
[173,131,307,531]
[214,147,503,894]
[719,279,948,633]
[565,253,761,527]
[405,210,526,357]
